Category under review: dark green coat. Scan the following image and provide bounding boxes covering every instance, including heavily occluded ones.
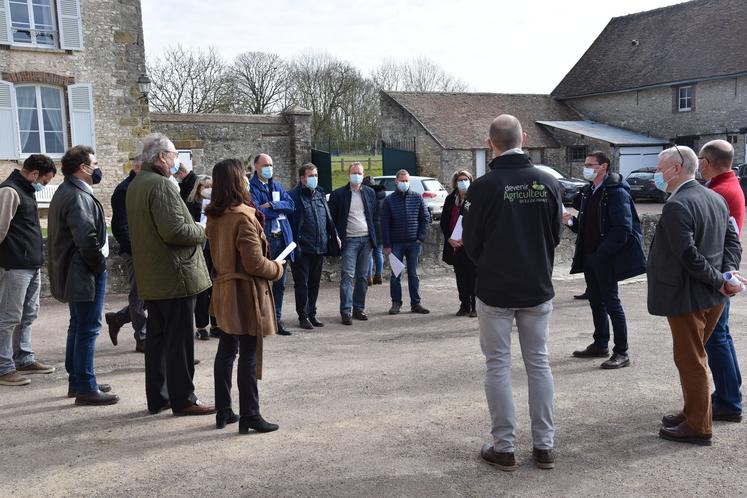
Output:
[126,164,210,300]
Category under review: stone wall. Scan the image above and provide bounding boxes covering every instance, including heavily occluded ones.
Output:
[151,110,312,187]
[0,0,150,212]
[38,214,661,299]
[565,77,747,164]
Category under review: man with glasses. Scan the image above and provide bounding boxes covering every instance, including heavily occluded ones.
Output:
[648,145,742,445]
[565,151,646,369]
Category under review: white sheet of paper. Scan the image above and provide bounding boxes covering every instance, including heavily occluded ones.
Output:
[388,253,405,278]
[562,204,573,226]
[274,241,296,262]
[272,191,280,202]
[200,199,209,225]
[450,215,463,241]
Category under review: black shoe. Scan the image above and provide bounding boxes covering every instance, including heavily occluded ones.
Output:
[195,329,210,341]
[298,317,314,330]
[309,316,324,327]
[659,421,712,446]
[75,389,120,406]
[411,303,430,314]
[574,291,589,300]
[277,323,292,336]
[572,343,609,358]
[600,353,630,369]
[209,327,222,338]
[479,444,516,472]
[456,306,470,317]
[533,448,555,469]
[341,314,353,326]
[661,412,686,427]
[216,408,239,429]
[469,308,477,318]
[388,303,401,315]
[352,309,368,321]
[712,410,743,422]
[105,312,122,346]
[68,383,111,398]
[239,414,279,434]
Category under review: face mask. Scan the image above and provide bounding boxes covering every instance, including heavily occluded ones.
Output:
[32,182,45,192]
[397,181,410,192]
[201,188,212,200]
[169,155,180,176]
[305,176,318,190]
[91,168,102,185]
[457,180,470,192]
[582,167,598,181]
[653,171,668,193]
[350,174,363,185]
[261,166,273,180]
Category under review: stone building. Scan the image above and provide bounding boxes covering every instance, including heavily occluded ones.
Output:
[552,0,747,175]
[0,0,149,203]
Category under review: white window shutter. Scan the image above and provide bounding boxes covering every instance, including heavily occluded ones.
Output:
[0,80,19,159]
[0,0,11,45]
[56,0,83,50]
[68,83,96,149]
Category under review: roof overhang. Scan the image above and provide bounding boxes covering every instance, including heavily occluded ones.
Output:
[536,120,669,146]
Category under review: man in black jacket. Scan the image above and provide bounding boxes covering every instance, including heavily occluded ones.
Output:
[328,163,378,325]
[48,146,119,406]
[288,163,338,330]
[463,114,562,471]
[105,155,147,352]
[0,155,57,387]
[566,151,646,369]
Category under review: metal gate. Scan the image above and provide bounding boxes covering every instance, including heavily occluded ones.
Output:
[382,138,417,176]
[311,148,333,194]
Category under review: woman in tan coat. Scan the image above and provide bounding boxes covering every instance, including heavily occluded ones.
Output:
[205,159,285,434]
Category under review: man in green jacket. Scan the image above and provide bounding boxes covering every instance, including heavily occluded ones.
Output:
[126,133,214,416]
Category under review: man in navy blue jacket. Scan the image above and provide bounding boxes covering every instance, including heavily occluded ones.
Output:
[249,153,295,336]
[328,163,378,325]
[381,169,431,315]
[566,151,646,369]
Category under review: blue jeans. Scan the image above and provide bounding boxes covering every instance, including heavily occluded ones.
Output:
[268,235,287,322]
[705,300,743,413]
[340,236,371,315]
[390,241,422,306]
[0,268,40,375]
[65,272,107,394]
[368,244,384,277]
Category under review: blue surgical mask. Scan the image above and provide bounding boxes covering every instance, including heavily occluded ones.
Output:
[170,156,180,176]
[653,172,668,193]
[305,176,318,190]
[261,166,273,180]
[350,174,363,185]
[32,182,44,192]
[457,180,470,192]
[397,181,410,192]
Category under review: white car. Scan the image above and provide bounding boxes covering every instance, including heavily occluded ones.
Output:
[373,175,448,220]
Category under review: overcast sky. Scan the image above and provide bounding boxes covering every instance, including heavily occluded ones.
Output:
[142,0,682,94]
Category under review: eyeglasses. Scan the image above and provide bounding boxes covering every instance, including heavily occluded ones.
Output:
[673,144,685,166]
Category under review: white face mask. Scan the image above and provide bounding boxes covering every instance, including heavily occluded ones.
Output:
[582,167,597,181]
[201,188,212,200]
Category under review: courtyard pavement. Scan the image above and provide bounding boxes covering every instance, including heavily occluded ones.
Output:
[1,262,745,497]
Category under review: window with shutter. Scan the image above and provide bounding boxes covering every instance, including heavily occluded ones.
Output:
[67,83,95,149]
[15,84,66,157]
[0,80,20,159]
[7,0,57,47]
[56,0,81,50]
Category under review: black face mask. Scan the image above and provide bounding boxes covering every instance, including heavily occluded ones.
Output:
[91,168,102,185]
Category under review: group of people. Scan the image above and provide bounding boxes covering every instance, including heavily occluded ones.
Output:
[0,117,742,453]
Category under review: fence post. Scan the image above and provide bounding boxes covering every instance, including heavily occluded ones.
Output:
[341,158,345,172]
[367,157,371,170]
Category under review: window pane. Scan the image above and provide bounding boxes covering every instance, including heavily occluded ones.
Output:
[42,109,63,132]
[40,87,61,109]
[18,109,39,131]
[10,2,30,26]
[16,86,37,108]
[20,131,41,154]
[32,5,54,29]
[44,132,64,154]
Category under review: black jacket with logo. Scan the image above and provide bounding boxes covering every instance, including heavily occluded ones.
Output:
[462,154,563,308]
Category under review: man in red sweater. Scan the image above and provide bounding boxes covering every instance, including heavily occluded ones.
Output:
[698,139,744,422]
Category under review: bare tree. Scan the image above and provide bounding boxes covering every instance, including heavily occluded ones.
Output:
[371,57,468,92]
[147,45,233,113]
[232,51,288,114]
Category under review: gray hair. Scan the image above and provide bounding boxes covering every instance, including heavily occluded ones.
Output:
[659,145,698,175]
[141,133,172,166]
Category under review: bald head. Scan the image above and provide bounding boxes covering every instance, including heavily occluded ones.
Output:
[489,114,524,153]
[699,140,734,180]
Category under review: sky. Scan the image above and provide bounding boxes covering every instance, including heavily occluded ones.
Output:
[142,0,683,94]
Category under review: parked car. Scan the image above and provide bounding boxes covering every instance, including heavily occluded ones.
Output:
[533,165,589,204]
[626,168,668,202]
[373,175,448,220]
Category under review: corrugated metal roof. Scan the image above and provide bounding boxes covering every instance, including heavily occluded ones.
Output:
[536,120,669,146]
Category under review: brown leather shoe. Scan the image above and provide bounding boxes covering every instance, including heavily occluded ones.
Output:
[135,341,145,354]
[173,400,216,416]
[75,389,120,406]
[572,343,609,358]
[372,275,383,285]
[659,421,712,446]
[661,411,686,427]
[105,312,121,346]
[480,444,516,472]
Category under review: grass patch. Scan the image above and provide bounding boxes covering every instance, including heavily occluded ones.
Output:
[330,155,383,189]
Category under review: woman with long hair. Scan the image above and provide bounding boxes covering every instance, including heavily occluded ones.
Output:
[188,175,219,340]
[205,159,285,434]
[439,169,477,317]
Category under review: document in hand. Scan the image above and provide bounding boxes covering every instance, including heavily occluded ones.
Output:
[274,241,297,262]
[450,215,463,241]
[388,253,406,278]
[200,199,209,225]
